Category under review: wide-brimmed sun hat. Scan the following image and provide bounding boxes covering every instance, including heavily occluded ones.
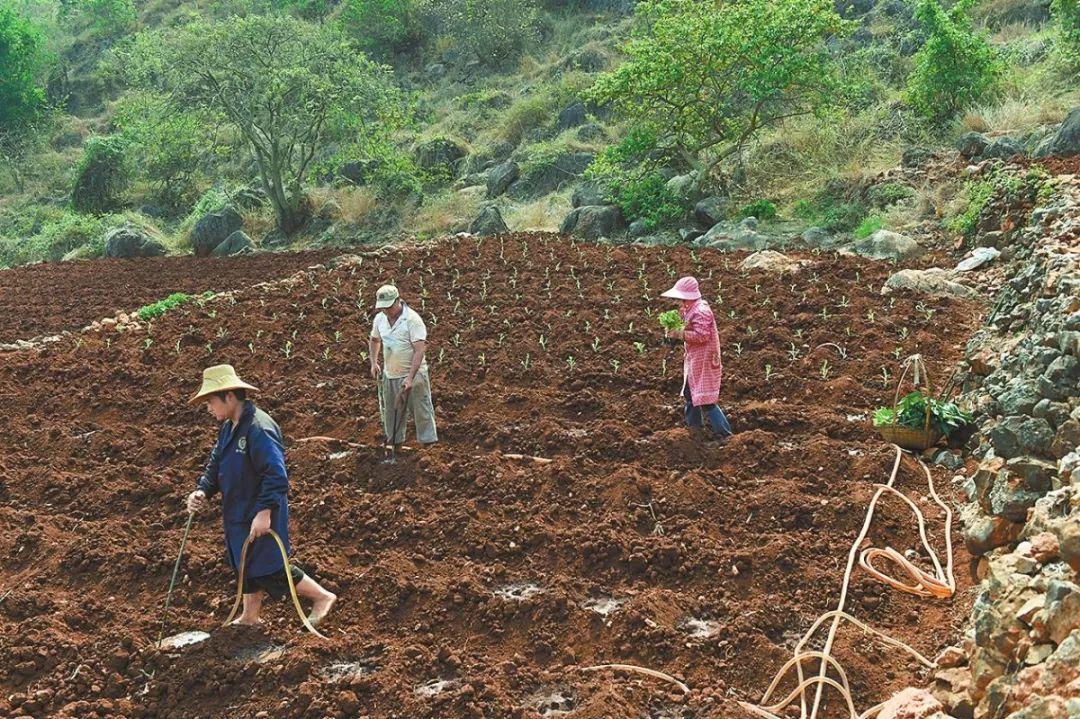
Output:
[661,276,701,301]
[374,284,400,309]
[189,364,258,404]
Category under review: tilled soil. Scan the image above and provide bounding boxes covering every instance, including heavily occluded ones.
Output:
[0,250,339,343]
[0,234,982,718]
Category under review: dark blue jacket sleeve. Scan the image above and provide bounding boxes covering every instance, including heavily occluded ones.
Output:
[250,425,288,513]
[196,427,224,497]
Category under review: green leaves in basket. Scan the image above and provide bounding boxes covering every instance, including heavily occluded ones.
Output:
[872,390,972,437]
[658,310,685,330]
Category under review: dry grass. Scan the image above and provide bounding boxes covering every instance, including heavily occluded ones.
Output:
[408,187,486,237]
[962,93,1072,134]
[308,186,378,226]
[504,193,572,232]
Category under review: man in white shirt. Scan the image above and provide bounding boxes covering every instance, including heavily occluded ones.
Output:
[368,284,438,452]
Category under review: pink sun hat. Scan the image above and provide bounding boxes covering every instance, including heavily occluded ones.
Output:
[661,276,701,301]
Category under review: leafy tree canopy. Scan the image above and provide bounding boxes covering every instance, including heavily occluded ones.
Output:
[119,13,411,232]
[586,0,854,174]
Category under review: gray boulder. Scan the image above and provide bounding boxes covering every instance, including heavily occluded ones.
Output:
[679,228,705,243]
[881,268,977,298]
[801,227,833,248]
[1034,106,1080,157]
[997,380,1042,416]
[739,251,809,273]
[192,207,243,257]
[416,138,468,175]
[211,230,254,257]
[962,505,1022,556]
[849,229,924,261]
[556,102,588,132]
[988,416,1055,459]
[104,226,167,259]
[469,205,509,237]
[560,205,625,240]
[666,173,699,203]
[694,197,729,227]
[701,222,770,251]
[572,183,608,208]
[232,187,267,208]
[958,132,990,160]
[981,136,1025,161]
[901,146,933,168]
[486,161,519,199]
[511,152,594,198]
[628,219,649,237]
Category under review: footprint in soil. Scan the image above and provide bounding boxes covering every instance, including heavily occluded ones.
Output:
[319,661,376,682]
[493,582,544,601]
[232,642,286,663]
[678,617,719,639]
[581,596,625,617]
[525,688,575,717]
[415,678,460,697]
[158,630,211,650]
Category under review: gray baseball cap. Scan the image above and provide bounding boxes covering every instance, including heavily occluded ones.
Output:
[374,284,399,309]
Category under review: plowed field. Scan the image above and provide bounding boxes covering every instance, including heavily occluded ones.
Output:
[0,234,982,718]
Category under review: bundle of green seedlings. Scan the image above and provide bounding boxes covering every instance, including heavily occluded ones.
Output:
[873,391,972,437]
[657,310,685,331]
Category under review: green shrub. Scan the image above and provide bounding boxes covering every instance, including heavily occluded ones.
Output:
[339,0,420,58]
[586,125,682,229]
[905,0,1004,123]
[60,0,136,36]
[418,0,541,66]
[615,173,683,230]
[945,167,1054,238]
[1052,0,1080,62]
[867,182,914,208]
[853,214,883,239]
[0,208,113,266]
[738,199,777,221]
[137,292,194,322]
[72,135,128,214]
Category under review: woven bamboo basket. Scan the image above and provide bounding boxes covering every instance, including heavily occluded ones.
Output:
[875,355,942,451]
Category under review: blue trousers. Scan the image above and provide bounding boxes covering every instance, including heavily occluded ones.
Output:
[683,384,732,436]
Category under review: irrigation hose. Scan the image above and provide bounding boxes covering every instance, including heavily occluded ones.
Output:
[223,529,328,640]
[157,511,196,647]
[742,445,953,719]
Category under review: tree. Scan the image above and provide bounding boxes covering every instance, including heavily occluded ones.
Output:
[905,0,1003,123]
[121,14,410,233]
[586,0,853,180]
[1051,0,1080,64]
[0,0,51,191]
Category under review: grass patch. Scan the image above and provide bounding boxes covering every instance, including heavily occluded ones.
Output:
[853,214,884,239]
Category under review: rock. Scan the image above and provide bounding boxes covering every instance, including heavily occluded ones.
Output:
[210,230,254,257]
[1024,643,1054,665]
[933,450,965,470]
[701,222,769,251]
[103,226,167,259]
[740,216,758,230]
[1045,580,1080,644]
[997,379,1043,416]
[739,251,809,274]
[337,160,380,187]
[988,476,1045,522]
[801,226,833,248]
[932,667,974,719]
[882,268,978,298]
[576,123,606,141]
[988,416,1055,459]
[469,205,508,237]
[901,147,933,168]
[511,152,594,197]
[1060,517,1080,572]
[192,207,243,257]
[1034,106,1080,157]
[679,228,704,243]
[1044,354,1078,388]
[665,173,699,202]
[962,505,1021,555]
[1006,456,1057,492]
[560,205,625,240]
[138,204,166,218]
[416,138,468,175]
[1033,399,1071,428]
[571,183,607,208]
[555,102,588,132]
[849,229,924,261]
[486,161,519,199]
[877,687,943,719]
[628,219,649,237]
[694,197,729,227]
[954,247,1000,272]
[1029,532,1060,563]
[958,132,990,160]
[232,187,268,208]
[935,646,967,668]
[980,136,1025,161]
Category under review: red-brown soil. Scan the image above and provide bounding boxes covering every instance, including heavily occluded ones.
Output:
[0,250,338,343]
[0,234,983,718]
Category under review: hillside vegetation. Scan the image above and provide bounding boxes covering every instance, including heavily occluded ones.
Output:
[0,0,1077,266]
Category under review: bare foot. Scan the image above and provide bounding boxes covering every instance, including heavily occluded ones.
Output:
[230,616,263,626]
[308,592,337,626]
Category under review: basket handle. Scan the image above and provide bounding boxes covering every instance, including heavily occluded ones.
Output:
[892,355,933,431]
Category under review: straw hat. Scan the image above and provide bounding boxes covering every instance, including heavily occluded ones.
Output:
[189,364,258,404]
[661,276,701,301]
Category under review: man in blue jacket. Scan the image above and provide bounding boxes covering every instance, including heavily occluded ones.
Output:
[185,364,336,626]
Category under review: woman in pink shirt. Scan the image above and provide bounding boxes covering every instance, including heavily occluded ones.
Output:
[661,276,733,440]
